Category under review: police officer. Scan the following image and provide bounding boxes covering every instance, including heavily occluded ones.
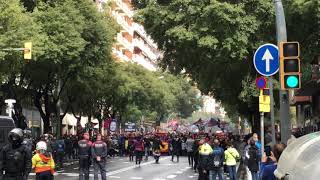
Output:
[22,130,34,152]
[78,133,92,180]
[91,134,107,180]
[0,128,32,180]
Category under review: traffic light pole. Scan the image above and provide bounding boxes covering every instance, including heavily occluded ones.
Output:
[274,0,291,144]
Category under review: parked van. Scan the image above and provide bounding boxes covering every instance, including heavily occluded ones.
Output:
[0,116,15,149]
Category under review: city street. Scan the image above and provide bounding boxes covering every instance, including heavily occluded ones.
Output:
[28,156,234,180]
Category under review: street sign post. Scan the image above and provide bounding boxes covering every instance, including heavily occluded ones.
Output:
[254,43,279,152]
[253,44,279,77]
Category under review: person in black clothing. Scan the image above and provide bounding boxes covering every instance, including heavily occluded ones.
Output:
[152,135,162,163]
[193,139,200,172]
[144,137,151,161]
[78,133,92,180]
[247,139,260,180]
[171,136,182,162]
[0,128,32,180]
[91,134,108,180]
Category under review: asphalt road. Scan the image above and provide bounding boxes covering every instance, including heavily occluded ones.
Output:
[28,156,236,180]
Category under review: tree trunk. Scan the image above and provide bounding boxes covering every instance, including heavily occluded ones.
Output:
[34,91,52,134]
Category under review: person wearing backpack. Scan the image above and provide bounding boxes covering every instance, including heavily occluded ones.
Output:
[209,139,225,180]
[246,139,260,180]
[224,142,240,180]
[55,138,65,170]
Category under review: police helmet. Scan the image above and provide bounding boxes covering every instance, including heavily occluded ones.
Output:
[8,128,24,144]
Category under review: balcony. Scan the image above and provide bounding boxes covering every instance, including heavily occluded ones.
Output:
[115,0,134,18]
[132,54,157,71]
[112,48,130,62]
[133,39,157,60]
[133,23,158,49]
[111,11,133,35]
[117,33,133,52]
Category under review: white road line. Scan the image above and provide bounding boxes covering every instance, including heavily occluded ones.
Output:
[106,156,170,176]
[166,175,177,179]
[175,171,183,174]
[131,177,143,179]
[109,176,121,179]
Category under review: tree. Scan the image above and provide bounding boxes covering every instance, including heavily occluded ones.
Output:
[0,0,45,128]
[132,0,320,125]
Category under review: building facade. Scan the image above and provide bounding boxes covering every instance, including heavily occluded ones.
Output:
[201,95,226,119]
[97,0,160,71]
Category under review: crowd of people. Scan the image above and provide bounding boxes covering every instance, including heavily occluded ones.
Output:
[0,127,288,180]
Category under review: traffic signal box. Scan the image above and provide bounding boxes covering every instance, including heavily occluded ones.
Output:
[259,88,270,113]
[279,42,301,90]
[24,42,32,61]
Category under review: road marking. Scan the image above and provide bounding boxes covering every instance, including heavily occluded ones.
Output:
[106,156,170,176]
[166,175,177,179]
[131,177,143,179]
[175,171,183,174]
[123,162,130,164]
[109,176,121,179]
[73,167,78,170]
[152,179,166,180]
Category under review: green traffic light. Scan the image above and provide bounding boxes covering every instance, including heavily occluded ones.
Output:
[286,75,299,88]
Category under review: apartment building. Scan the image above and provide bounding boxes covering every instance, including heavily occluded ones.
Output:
[96,0,160,71]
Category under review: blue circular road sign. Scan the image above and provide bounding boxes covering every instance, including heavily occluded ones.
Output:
[253,44,279,76]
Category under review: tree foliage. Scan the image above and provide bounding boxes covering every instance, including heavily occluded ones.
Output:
[132,0,320,118]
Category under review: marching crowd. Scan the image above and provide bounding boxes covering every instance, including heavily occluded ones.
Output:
[0,127,287,180]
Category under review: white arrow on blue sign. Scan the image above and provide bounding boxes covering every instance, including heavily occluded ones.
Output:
[253,43,279,76]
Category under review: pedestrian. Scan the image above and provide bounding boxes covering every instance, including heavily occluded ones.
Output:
[152,135,162,164]
[144,136,151,161]
[224,142,240,180]
[171,136,182,162]
[65,135,73,163]
[22,129,35,152]
[198,140,212,180]
[246,139,259,180]
[32,141,55,180]
[78,133,92,180]
[134,135,144,166]
[91,133,108,180]
[119,134,125,157]
[260,143,286,180]
[128,136,135,162]
[186,135,195,167]
[55,137,65,170]
[208,139,224,180]
[193,139,200,172]
[0,128,32,180]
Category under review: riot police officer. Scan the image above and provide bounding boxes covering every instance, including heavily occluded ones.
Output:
[22,129,34,152]
[0,128,32,180]
[78,133,92,180]
[91,134,107,180]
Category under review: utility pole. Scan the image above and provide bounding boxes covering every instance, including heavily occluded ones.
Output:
[274,0,291,144]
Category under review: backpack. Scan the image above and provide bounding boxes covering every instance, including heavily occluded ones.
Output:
[212,148,223,168]
[57,143,64,152]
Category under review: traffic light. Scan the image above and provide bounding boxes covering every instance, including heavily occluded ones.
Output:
[279,42,301,89]
[24,42,32,60]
